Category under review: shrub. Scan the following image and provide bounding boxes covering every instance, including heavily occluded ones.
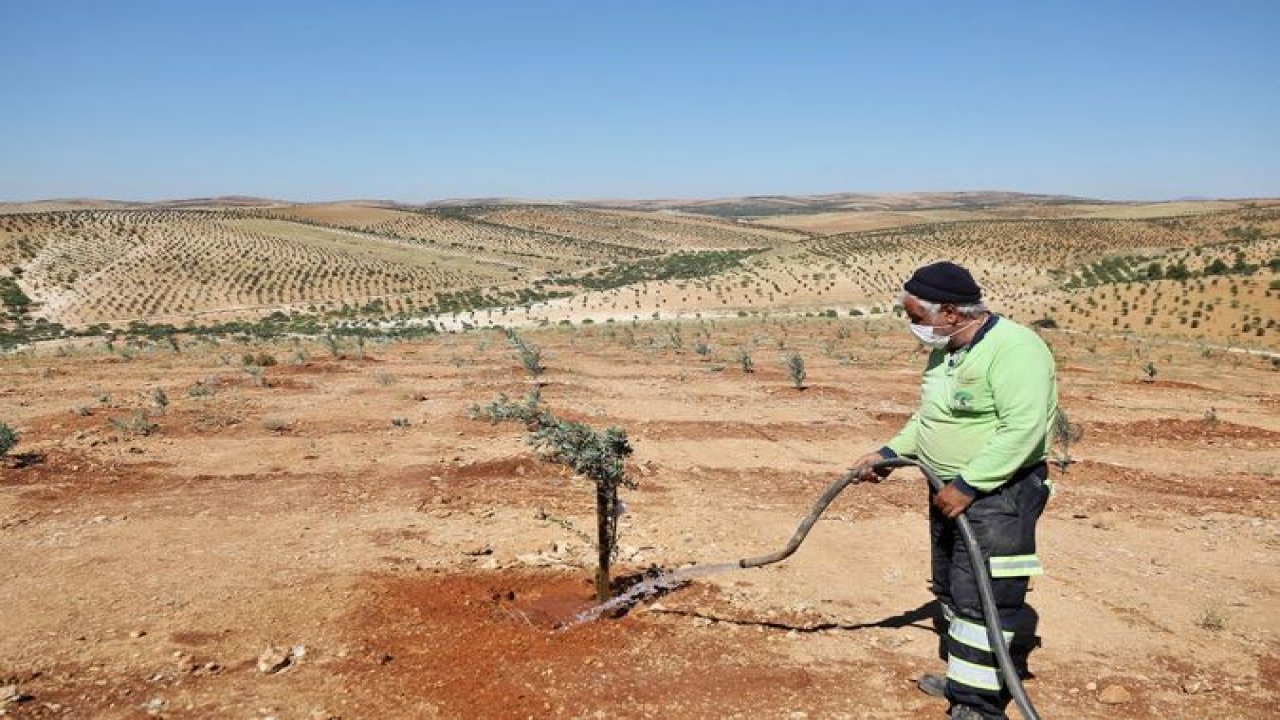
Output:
[507,331,545,379]
[0,423,18,457]
[109,411,157,437]
[243,365,269,388]
[1051,409,1084,469]
[738,349,755,374]
[150,387,169,414]
[786,353,806,389]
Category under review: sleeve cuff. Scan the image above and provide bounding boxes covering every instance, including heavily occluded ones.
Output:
[878,446,898,459]
[951,475,979,497]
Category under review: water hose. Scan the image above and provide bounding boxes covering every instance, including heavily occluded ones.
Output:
[738,458,1041,720]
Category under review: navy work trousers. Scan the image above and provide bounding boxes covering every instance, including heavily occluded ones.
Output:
[930,463,1050,720]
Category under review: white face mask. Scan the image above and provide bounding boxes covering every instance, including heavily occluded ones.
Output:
[909,318,977,350]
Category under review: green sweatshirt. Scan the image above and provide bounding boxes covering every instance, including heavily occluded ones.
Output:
[882,316,1057,495]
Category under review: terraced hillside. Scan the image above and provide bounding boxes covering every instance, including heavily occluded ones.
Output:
[0,203,795,331]
[1,197,1276,351]
[511,205,1279,349]
[0,209,513,325]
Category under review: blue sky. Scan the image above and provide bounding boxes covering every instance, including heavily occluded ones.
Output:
[2,1,1277,202]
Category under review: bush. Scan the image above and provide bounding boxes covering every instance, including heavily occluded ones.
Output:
[786,353,806,389]
[109,411,157,437]
[0,423,18,457]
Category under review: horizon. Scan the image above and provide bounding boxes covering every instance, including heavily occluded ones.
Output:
[7,189,1276,208]
[2,1,1278,202]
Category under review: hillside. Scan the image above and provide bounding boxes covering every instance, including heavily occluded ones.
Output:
[0,196,1277,352]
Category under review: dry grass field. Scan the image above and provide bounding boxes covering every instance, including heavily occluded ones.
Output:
[0,192,1278,718]
[0,318,1277,718]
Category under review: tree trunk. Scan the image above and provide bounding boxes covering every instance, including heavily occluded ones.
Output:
[595,482,612,602]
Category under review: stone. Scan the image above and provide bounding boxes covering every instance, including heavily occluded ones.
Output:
[462,544,492,557]
[1098,684,1132,704]
[1,684,27,705]
[1181,678,1213,694]
[257,646,292,674]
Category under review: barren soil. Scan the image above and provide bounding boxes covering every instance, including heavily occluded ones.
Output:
[1,319,1277,718]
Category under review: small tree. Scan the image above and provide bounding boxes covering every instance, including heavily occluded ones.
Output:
[507,332,545,380]
[1051,409,1084,469]
[150,387,169,415]
[0,423,18,458]
[472,391,635,602]
[738,348,755,374]
[786,352,806,389]
[1143,361,1157,382]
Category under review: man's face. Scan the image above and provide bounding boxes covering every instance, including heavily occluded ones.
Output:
[903,295,961,328]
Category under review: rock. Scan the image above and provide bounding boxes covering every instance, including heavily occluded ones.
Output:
[1085,681,1097,691]
[129,629,147,639]
[257,646,292,674]
[1,683,28,705]
[462,544,492,557]
[1181,678,1213,694]
[1098,684,1132,704]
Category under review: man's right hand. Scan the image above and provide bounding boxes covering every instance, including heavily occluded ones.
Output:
[849,450,891,482]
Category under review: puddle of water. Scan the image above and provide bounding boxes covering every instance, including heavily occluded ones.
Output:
[560,562,742,628]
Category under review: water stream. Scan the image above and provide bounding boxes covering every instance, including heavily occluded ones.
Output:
[560,562,743,628]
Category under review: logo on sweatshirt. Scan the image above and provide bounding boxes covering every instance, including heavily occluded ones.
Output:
[952,389,974,409]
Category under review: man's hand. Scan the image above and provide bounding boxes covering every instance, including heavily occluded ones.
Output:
[849,450,890,482]
[932,482,974,518]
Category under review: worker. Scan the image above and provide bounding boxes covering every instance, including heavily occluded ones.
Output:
[851,261,1056,720]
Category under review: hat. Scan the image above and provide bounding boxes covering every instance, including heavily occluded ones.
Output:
[903,261,982,304]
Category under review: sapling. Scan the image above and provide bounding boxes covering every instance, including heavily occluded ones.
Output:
[473,391,635,602]
[786,352,806,389]
[1051,409,1084,470]
[507,332,545,380]
[0,423,18,457]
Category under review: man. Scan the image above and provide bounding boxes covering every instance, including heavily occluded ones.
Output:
[851,261,1056,720]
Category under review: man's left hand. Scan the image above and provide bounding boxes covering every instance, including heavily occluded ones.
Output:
[933,482,974,518]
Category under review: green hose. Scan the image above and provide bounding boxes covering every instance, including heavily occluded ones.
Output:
[738,458,1041,720]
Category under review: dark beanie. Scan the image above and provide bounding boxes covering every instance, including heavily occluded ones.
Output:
[903,261,982,303]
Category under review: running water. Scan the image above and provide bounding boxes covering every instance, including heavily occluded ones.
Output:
[560,562,743,628]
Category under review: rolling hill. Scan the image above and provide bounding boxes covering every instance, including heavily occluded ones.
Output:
[1,194,1276,351]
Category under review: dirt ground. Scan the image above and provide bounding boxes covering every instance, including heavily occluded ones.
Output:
[1,318,1277,719]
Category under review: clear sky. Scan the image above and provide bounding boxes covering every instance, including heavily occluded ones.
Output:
[2,1,1277,202]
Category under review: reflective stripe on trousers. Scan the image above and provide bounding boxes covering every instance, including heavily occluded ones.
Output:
[946,616,1012,693]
